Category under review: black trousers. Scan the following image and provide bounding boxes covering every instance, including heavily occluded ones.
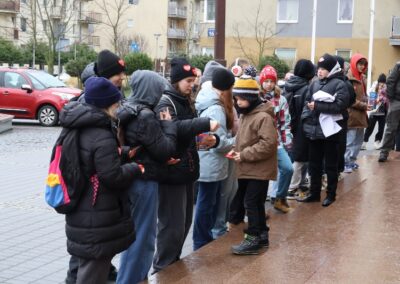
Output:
[364,115,386,142]
[338,127,347,173]
[229,183,246,225]
[237,179,269,236]
[308,139,339,199]
[76,256,113,284]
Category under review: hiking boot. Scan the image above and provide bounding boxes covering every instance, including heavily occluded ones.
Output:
[297,193,320,202]
[378,151,388,162]
[259,231,269,248]
[231,234,261,255]
[274,198,291,213]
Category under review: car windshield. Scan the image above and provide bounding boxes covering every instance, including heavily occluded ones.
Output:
[25,70,66,88]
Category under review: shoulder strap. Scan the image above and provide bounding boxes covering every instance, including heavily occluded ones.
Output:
[162,94,177,115]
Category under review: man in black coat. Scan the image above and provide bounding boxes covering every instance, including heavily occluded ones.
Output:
[298,54,349,207]
[116,70,178,284]
[379,62,400,162]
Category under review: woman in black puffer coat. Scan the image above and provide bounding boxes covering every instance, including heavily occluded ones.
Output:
[60,77,143,284]
[152,58,219,273]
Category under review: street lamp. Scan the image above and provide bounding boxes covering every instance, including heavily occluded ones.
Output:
[154,33,161,71]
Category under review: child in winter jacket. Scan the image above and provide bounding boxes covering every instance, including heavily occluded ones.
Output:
[228,76,277,255]
[260,65,293,213]
[299,53,349,207]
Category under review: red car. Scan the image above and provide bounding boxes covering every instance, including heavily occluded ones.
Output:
[0,68,81,126]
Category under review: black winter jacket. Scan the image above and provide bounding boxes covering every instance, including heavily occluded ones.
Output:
[302,69,349,141]
[284,76,310,162]
[154,85,210,184]
[386,62,400,102]
[60,101,142,259]
[117,70,177,181]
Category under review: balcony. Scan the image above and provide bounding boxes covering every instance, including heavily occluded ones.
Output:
[82,35,100,46]
[390,16,400,46]
[167,28,186,39]
[168,2,187,19]
[0,27,19,41]
[78,11,102,24]
[0,0,20,13]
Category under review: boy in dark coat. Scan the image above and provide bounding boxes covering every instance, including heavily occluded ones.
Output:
[298,54,349,207]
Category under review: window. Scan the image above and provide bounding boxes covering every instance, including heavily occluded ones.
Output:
[128,0,139,4]
[338,0,353,23]
[275,48,296,69]
[127,19,134,28]
[21,18,27,32]
[277,0,299,23]
[204,0,215,22]
[202,47,214,57]
[4,72,27,89]
[336,49,352,61]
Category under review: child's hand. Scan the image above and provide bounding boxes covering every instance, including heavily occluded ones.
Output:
[226,150,240,161]
[160,107,172,121]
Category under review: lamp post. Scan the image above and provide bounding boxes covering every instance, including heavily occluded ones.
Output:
[154,33,161,71]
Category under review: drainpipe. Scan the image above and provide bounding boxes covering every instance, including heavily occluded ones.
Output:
[367,0,375,91]
[310,0,317,63]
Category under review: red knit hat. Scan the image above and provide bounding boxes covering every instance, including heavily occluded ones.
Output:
[259,65,278,85]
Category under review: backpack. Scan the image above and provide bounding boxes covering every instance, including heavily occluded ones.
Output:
[45,128,87,214]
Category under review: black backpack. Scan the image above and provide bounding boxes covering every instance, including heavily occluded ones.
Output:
[45,128,88,214]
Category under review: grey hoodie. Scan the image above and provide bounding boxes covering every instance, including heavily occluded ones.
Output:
[128,70,170,109]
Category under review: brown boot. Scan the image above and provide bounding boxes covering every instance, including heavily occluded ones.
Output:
[274,198,291,213]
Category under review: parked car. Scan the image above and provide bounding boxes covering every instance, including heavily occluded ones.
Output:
[0,68,81,126]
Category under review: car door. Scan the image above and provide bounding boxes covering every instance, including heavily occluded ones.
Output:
[0,71,36,119]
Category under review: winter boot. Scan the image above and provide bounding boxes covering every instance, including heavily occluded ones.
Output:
[231,234,261,255]
[274,198,291,213]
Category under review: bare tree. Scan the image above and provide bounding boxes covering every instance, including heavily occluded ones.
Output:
[116,34,149,58]
[232,0,283,67]
[184,0,204,57]
[94,0,130,55]
[35,0,78,74]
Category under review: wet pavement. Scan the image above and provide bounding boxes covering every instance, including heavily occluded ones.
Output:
[0,121,393,283]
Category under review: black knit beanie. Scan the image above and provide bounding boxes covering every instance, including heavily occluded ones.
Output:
[378,73,387,83]
[294,59,315,80]
[317,53,337,72]
[212,68,235,91]
[95,50,125,79]
[170,57,197,84]
[84,77,122,108]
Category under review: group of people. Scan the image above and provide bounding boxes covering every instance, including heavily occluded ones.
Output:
[59,48,398,284]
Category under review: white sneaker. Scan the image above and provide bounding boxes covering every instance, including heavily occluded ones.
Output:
[374,141,381,150]
[360,142,367,150]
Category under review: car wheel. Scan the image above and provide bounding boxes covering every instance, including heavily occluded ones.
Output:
[38,105,59,126]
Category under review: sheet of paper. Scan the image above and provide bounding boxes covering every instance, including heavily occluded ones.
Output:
[319,114,342,137]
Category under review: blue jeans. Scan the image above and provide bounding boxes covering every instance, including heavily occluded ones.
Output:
[193,181,222,250]
[270,147,293,199]
[345,128,364,164]
[117,179,158,284]
[212,160,237,239]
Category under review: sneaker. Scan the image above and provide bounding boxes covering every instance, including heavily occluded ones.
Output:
[296,193,320,202]
[378,151,388,162]
[274,198,291,213]
[344,165,353,173]
[231,234,261,255]
[352,163,359,170]
[360,142,367,150]
[338,172,344,181]
[296,190,309,199]
[259,231,269,248]
[287,188,298,200]
[374,141,381,150]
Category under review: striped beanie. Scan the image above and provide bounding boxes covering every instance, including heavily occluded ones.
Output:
[233,76,261,102]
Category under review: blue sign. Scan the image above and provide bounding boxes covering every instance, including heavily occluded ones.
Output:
[130,42,140,53]
[208,28,215,37]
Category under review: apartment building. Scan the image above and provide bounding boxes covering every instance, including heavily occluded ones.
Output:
[211,0,399,79]
[0,0,101,53]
